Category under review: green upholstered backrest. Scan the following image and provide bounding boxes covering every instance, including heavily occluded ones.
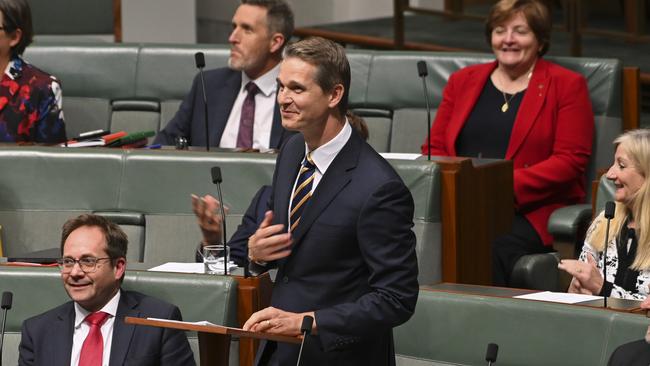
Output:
[23,43,140,137]
[395,289,648,366]
[0,265,237,365]
[135,44,231,100]
[19,43,621,157]
[348,51,621,156]
[0,146,441,283]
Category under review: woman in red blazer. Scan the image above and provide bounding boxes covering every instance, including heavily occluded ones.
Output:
[421,0,594,286]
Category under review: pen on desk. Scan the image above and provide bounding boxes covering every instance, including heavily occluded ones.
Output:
[144,144,162,149]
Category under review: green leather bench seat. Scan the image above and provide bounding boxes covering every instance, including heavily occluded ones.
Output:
[0,266,237,365]
[394,289,648,366]
[0,146,441,284]
[23,43,621,161]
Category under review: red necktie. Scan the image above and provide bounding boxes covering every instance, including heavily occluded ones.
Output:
[79,311,109,366]
[236,82,259,148]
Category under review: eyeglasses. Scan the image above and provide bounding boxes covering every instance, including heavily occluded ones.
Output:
[57,257,112,273]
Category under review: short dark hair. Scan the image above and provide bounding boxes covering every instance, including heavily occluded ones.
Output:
[0,0,33,56]
[60,214,128,263]
[485,0,551,56]
[242,0,294,49]
[284,37,351,115]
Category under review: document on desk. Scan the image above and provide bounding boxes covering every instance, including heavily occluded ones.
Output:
[380,153,422,160]
[147,262,239,274]
[147,317,217,327]
[514,291,602,304]
[148,262,206,274]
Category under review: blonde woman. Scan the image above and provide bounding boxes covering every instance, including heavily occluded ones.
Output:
[559,129,650,299]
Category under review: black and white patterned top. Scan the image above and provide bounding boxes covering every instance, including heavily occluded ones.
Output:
[579,211,650,300]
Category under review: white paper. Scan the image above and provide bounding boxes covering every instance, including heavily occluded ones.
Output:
[147,317,217,327]
[380,153,422,160]
[147,262,206,274]
[514,291,602,304]
[147,262,238,275]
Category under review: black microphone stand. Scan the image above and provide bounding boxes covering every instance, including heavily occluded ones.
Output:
[417,61,431,161]
[0,291,13,366]
[485,342,498,366]
[296,315,313,366]
[195,52,210,151]
[211,167,229,276]
[603,201,616,308]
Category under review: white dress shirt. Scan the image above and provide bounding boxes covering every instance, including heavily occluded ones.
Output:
[70,291,121,366]
[288,120,352,229]
[219,64,280,149]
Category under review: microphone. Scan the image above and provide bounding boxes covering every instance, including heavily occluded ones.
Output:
[0,291,13,366]
[485,342,498,366]
[211,167,230,275]
[417,61,431,161]
[62,122,68,147]
[603,201,615,308]
[195,52,210,151]
[296,315,313,366]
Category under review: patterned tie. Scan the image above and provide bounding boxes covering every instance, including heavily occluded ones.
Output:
[236,82,259,148]
[79,311,109,366]
[290,153,316,232]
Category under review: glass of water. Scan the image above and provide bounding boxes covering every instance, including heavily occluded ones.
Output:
[202,244,230,274]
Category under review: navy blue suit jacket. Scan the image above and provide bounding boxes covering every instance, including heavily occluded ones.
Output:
[18,290,195,366]
[154,67,290,148]
[257,130,419,365]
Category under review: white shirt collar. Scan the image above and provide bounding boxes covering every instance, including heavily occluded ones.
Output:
[3,58,17,80]
[74,290,121,329]
[305,119,352,175]
[241,63,280,97]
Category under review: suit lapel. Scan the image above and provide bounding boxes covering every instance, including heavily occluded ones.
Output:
[212,71,241,145]
[273,136,304,229]
[505,59,550,159]
[447,62,496,155]
[289,132,360,246]
[269,89,284,149]
[53,303,75,366]
[109,291,139,366]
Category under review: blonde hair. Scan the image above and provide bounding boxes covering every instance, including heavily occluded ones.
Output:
[587,129,650,270]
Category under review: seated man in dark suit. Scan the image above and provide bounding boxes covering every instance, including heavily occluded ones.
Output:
[18,214,195,366]
[154,0,294,149]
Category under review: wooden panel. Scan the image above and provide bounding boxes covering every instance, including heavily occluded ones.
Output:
[113,0,122,42]
[234,273,273,366]
[437,157,514,285]
[623,66,641,131]
[393,0,407,48]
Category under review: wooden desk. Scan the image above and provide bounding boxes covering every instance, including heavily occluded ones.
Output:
[425,282,645,314]
[125,316,299,366]
[125,265,273,366]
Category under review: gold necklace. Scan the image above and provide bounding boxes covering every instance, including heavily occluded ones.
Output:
[497,66,534,113]
[501,92,516,113]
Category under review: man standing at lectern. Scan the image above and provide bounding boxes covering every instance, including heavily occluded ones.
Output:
[242,37,419,365]
[18,214,195,366]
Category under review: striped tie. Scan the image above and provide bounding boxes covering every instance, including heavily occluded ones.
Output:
[290,153,316,232]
